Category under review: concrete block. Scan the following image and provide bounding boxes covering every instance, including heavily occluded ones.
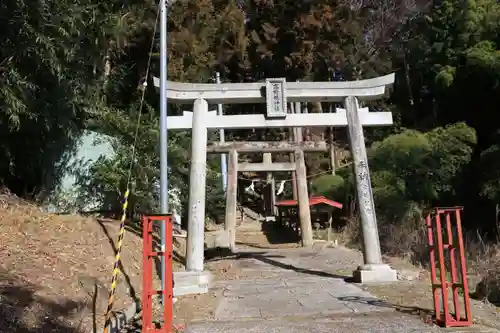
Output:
[353,264,397,283]
[174,284,210,297]
[174,271,212,286]
[174,271,212,296]
[205,230,230,249]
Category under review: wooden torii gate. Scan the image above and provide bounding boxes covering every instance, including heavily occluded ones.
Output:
[207,141,329,251]
[156,75,398,283]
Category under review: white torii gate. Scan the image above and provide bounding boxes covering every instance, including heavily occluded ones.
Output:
[155,74,397,283]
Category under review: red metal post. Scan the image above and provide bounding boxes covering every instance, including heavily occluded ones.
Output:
[445,212,460,320]
[426,207,472,327]
[163,217,173,332]
[142,216,152,332]
[142,215,173,333]
[426,214,441,322]
[454,208,472,326]
[434,211,451,324]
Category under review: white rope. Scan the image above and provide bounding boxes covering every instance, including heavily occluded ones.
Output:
[276,180,285,196]
[244,181,255,193]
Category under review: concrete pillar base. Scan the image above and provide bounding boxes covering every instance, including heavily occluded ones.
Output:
[173,271,212,297]
[205,229,231,249]
[353,264,397,283]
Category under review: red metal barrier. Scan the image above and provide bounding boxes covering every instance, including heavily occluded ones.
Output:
[142,215,173,333]
[426,207,472,327]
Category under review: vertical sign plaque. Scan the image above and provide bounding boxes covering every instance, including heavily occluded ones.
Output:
[265,78,287,118]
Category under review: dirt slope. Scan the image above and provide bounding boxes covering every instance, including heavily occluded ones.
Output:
[0,192,144,333]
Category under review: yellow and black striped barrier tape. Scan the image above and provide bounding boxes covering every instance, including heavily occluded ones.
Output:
[103,188,130,333]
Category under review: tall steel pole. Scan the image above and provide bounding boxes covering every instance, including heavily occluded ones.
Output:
[216,72,228,192]
[159,0,168,304]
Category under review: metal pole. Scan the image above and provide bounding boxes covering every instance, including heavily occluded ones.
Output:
[216,72,228,192]
[159,0,168,304]
[289,103,298,201]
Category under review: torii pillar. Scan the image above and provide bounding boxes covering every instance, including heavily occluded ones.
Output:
[339,98,397,283]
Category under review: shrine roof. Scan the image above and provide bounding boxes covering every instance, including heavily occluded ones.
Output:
[275,196,343,209]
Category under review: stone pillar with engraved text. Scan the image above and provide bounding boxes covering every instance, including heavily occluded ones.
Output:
[343,96,397,282]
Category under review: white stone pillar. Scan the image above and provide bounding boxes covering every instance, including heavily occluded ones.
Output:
[344,96,397,282]
[225,150,238,252]
[294,149,313,247]
[186,98,208,272]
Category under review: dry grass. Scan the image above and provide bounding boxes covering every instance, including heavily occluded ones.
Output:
[0,190,145,333]
[467,241,500,304]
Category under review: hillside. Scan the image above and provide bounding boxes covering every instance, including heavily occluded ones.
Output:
[0,190,144,332]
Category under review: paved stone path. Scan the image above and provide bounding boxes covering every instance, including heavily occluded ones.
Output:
[117,245,499,332]
[183,247,481,333]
